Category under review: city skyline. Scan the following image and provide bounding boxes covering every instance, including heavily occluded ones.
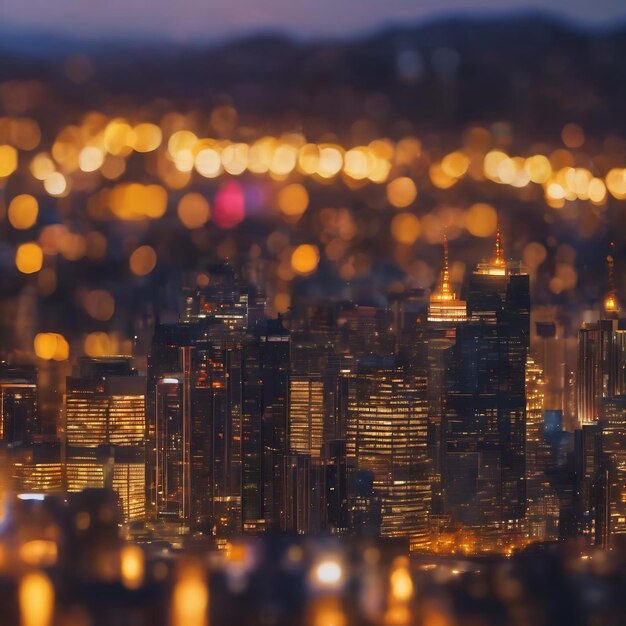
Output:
[1,8,626,624]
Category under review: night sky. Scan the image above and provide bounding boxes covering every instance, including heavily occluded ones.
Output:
[1,0,626,41]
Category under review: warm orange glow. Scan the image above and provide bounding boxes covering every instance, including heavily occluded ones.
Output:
[16,242,43,274]
[177,193,211,229]
[43,172,67,196]
[83,289,116,321]
[129,245,157,276]
[277,184,309,218]
[8,194,38,230]
[19,571,54,626]
[133,123,162,152]
[441,151,469,179]
[170,563,209,626]
[386,177,417,208]
[19,540,58,567]
[109,183,168,220]
[466,203,497,237]
[79,146,105,172]
[0,144,18,177]
[121,544,145,590]
[84,332,113,357]
[34,333,69,361]
[390,213,420,244]
[389,558,413,601]
[291,244,320,275]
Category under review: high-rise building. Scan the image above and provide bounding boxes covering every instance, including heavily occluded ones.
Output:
[0,365,38,446]
[148,320,243,536]
[426,236,467,510]
[289,375,324,458]
[442,232,529,549]
[576,247,626,426]
[241,317,290,532]
[345,360,430,551]
[577,319,626,425]
[525,356,559,541]
[65,357,146,522]
[573,423,604,541]
[600,396,626,546]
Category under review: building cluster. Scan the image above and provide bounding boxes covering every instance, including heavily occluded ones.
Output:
[1,237,626,554]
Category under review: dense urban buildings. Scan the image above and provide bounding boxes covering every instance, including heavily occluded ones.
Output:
[2,234,626,554]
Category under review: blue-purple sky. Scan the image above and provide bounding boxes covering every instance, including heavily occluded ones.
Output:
[2,0,626,41]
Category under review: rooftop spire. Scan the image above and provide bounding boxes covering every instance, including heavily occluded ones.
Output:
[441,232,452,296]
[493,227,505,267]
[431,232,455,302]
[604,241,620,316]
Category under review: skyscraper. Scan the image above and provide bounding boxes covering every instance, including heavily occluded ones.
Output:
[600,395,626,546]
[426,236,467,509]
[345,360,430,551]
[241,317,290,532]
[576,245,626,426]
[65,357,146,522]
[148,320,243,536]
[442,232,530,549]
[0,364,38,447]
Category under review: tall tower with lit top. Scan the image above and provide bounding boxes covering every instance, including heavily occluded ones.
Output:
[577,243,626,425]
[427,234,468,324]
[442,229,530,549]
[426,235,467,510]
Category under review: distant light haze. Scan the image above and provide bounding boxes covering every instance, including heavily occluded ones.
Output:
[1,0,625,41]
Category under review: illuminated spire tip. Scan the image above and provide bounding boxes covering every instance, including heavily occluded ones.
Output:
[604,241,620,316]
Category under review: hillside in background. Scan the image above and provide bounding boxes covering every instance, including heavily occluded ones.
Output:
[1,15,626,139]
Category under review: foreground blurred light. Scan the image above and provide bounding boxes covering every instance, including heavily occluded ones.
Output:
[441,151,469,178]
[317,146,343,178]
[195,148,222,178]
[310,597,346,626]
[524,155,552,184]
[0,144,18,177]
[170,563,209,626]
[483,150,509,180]
[214,181,245,228]
[30,153,55,180]
[109,183,168,220]
[291,244,320,275]
[121,544,145,590]
[84,289,115,321]
[19,571,54,626]
[386,177,417,208]
[277,183,309,218]
[104,119,135,156]
[129,245,157,276]
[391,213,420,244]
[313,559,343,587]
[429,162,457,189]
[34,333,69,361]
[79,146,104,172]
[19,540,58,567]
[43,172,67,196]
[84,332,113,357]
[177,193,211,229]
[270,144,298,177]
[168,130,198,159]
[466,203,497,237]
[8,194,38,230]
[132,123,162,152]
[16,242,43,274]
[343,147,372,180]
[389,557,413,602]
[606,168,626,199]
